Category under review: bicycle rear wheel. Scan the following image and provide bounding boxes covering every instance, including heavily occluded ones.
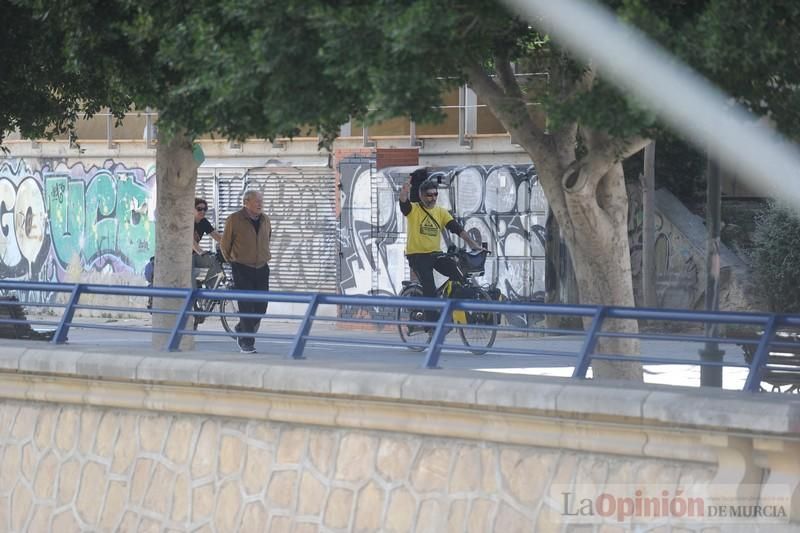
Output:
[458,288,498,355]
[397,285,430,351]
[220,298,240,334]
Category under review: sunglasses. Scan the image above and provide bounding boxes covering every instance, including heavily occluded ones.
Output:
[196,206,208,212]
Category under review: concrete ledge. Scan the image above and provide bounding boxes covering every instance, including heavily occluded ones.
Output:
[76,353,147,380]
[643,389,800,434]
[0,345,24,370]
[0,343,798,441]
[20,348,84,374]
[556,379,650,420]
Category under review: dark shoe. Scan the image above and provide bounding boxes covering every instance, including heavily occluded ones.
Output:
[236,335,255,354]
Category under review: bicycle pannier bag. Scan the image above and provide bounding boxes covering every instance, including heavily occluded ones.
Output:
[458,250,487,273]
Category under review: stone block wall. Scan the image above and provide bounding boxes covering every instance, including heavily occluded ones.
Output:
[0,401,714,532]
[0,345,797,532]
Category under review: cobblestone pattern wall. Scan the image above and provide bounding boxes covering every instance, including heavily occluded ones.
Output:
[0,401,715,533]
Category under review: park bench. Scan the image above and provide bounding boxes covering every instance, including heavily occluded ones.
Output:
[0,296,55,341]
[739,330,800,394]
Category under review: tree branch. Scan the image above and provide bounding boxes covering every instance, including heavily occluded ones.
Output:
[562,132,652,196]
[493,52,523,100]
[462,59,546,149]
[617,136,652,160]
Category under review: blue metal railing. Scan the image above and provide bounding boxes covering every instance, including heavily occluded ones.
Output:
[0,280,798,393]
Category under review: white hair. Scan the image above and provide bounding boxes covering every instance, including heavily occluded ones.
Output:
[242,190,262,204]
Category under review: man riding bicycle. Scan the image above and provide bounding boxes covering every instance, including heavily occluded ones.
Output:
[399,176,483,326]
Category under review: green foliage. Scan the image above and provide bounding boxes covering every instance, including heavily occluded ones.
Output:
[686,0,800,137]
[1,1,131,144]
[9,0,800,155]
[544,80,659,140]
[750,203,800,313]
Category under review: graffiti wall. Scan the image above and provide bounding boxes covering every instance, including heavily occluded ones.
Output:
[628,185,703,309]
[197,166,338,293]
[338,161,548,303]
[0,159,156,285]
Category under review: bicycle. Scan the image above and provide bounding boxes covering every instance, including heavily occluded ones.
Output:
[397,247,499,354]
[191,251,240,333]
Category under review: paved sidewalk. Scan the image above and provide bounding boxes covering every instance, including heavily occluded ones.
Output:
[23,315,753,391]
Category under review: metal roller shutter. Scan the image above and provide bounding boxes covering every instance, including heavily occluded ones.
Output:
[197,166,337,293]
[195,170,218,252]
[246,167,337,293]
[213,169,247,230]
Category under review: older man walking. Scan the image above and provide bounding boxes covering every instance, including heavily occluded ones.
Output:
[220,190,272,353]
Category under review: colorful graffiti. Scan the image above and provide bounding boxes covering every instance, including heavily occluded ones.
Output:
[338,161,548,303]
[0,159,155,283]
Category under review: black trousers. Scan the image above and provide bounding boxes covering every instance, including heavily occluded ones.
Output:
[230,262,270,347]
[406,253,462,323]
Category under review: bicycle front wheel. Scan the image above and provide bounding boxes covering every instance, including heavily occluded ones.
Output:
[191,300,210,331]
[458,288,498,355]
[220,298,240,335]
[397,285,430,351]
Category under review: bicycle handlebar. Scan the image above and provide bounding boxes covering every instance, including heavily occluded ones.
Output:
[444,245,491,257]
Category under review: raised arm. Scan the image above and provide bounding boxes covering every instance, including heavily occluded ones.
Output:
[398,177,412,216]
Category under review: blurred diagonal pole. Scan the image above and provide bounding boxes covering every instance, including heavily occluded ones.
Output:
[502,0,800,206]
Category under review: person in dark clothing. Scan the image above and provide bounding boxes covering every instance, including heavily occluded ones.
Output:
[192,197,223,290]
[220,190,272,354]
[399,177,482,326]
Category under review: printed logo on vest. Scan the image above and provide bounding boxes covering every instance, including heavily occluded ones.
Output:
[420,218,438,237]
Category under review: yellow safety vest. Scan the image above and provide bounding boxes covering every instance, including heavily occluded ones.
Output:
[404,203,453,254]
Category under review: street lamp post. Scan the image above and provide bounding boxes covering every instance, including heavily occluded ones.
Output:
[699,155,725,387]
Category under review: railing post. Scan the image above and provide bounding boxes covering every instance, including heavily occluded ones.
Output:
[167,289,196,352]
[743,315,778,392]
[422,300,454,369]
[572,306,608,378]
[52,284,83,344]
[288,294,320,360]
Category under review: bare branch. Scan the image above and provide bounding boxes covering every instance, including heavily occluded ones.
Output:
[493,53,524,99]
[463,59,546,149]
[552,123,578,167]
[617,136,651,160]
[582,129,650,171]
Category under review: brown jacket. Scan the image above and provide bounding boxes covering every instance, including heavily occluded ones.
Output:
[221,209,272,268]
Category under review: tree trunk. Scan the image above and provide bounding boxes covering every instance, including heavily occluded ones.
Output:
[151,129,200,350]
[544,211,581,331]
[463,60,644,381]
[561,162,643,380]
